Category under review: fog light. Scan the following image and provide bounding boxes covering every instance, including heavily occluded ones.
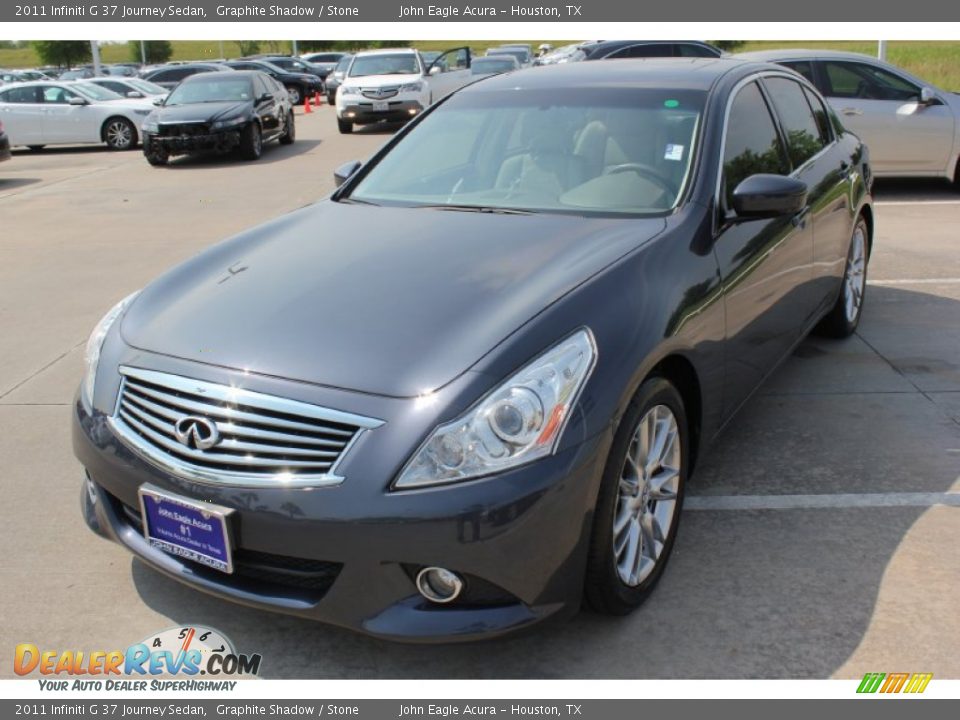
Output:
[345,112,355,118]
[85,476,98,506]
[415,567,463,604]
[408,109,418,115]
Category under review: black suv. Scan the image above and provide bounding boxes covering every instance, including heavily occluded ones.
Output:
[141,71,294,166]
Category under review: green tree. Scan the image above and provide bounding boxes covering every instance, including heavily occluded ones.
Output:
[31,40,91,69]
[128,40,172,64]
[237,40,261,57]
[711,41,745,52]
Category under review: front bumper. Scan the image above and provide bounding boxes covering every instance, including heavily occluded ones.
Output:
[74,388,607,642]
[143,130,240,155]
[338,99,424,125]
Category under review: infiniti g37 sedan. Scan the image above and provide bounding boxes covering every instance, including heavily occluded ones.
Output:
[74,59,873,641]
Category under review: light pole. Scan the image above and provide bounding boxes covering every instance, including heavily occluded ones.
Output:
[140,40,146,65]
[90,40,101,75]
[878,40,887,60]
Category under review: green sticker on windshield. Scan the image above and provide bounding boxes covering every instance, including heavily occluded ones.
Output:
[664,99,680,108]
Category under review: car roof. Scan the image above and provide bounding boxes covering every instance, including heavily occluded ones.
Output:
[183,70,254,80]
[462,57,765,93]
[736,49,877,62]
[353,48,418,57]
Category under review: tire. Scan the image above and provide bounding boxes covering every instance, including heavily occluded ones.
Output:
[286,85,302,106]
[239,123,262,161]
[815,215,869,338]
[103,117,136,150]
[585,377,688,615]
[143,145,168,166]
[327,92,336,105]
[279,111,296,145]
[337,117,353,134]
[27,145,46,151]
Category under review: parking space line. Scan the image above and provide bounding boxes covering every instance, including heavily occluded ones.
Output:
[874,200,960,206]
[685,492,960,511]
[869,278,960,285]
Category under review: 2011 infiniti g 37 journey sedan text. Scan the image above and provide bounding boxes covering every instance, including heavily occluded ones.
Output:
[74,59,873,641]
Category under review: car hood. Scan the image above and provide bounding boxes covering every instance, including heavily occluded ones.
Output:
[100,97,155,111]
[152,101,252,123]
[121,202,665,397]
[347,73,421,87]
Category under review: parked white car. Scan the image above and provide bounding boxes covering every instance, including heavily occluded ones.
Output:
[335,47,472,134]
[84,77,169,100]
[0,81,154,150]
[739,49,960,183]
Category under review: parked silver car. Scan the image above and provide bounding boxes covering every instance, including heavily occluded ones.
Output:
[739,50,960,184]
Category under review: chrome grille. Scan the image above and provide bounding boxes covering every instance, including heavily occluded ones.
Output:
[361,86,399,99]
[109,366,382,487]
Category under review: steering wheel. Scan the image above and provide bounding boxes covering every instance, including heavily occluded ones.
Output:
[603,163,677,196]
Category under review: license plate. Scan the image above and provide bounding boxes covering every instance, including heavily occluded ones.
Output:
[138,485,235,574]
[372,100,390,112]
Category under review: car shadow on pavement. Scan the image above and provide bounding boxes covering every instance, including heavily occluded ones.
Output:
[354,122,407,136]
[872,177,959,202]
[0,177,42,192]
[129,286,960,679]
[161,139,323,169]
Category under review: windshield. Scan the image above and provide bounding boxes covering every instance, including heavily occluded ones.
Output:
[164,77,253,105]
[347,88,705,216]
[349,54,420,77]
[74,83,124,101]
[472,59,516,74]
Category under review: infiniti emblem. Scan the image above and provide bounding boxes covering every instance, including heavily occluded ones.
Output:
[174,416,220,450]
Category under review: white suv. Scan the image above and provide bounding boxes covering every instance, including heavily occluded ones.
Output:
[335,47,472,134]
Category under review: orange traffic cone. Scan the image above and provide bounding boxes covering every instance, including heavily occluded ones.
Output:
[313,92,322,108]
[303,96,312,114]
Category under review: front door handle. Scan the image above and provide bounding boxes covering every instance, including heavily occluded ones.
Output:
[841,107,863,116]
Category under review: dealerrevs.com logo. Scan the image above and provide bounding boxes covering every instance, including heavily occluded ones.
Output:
[14,626,262,690]
[857,672,933,694]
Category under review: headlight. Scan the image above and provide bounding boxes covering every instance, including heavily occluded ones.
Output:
[399,82,423,93]
[82,292,139,408]
[212,116,246,129]
[340,85,359,95]
[394,328,597,489]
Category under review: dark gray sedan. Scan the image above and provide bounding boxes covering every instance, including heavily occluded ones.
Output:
[74,58,873,641]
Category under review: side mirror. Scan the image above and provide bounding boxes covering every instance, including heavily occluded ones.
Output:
[259,92,273,103]
[919,86,937,105]
[152,96,165,106]
[126,91,143,98]
[334,160,362,187]
[68,96,88,106]
[731,174,808,219]
[428,65,442,76]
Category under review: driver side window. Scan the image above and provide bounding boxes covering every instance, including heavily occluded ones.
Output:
[823,61,919,101]
[721,81,789,210]
[42,86,78,104]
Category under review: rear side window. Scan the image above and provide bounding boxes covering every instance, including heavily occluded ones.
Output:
[676,44,718,58]
[152,68,189,82]
[0,86,40,103]
[763,76,827,168]
[608,44,672,59]
[780,60,816,85]
[721,81,789,208]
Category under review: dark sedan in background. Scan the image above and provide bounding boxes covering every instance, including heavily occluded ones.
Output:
[223,59,324,106]
[140,63,228,90]
[141,71,294,165]
[75,59,872,641]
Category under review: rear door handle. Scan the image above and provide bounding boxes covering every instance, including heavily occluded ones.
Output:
[841,107,863,116]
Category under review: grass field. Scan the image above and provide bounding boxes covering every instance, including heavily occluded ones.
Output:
[2,40,959,90]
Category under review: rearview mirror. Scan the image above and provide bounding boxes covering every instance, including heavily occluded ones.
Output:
[731,174,808,219]
[334,160,362,187]
[919,86,936,105]
[68,96,88,106]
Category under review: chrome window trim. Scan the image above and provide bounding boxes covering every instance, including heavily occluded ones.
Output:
[714,70,840,229]
[108,366,384,489]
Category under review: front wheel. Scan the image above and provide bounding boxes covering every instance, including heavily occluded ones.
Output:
[286,85,302,106]
[103,117,136,150]
[279,111,296,145]
[144,145,168,166]
[815,216,869,338]
[239,123,262,161]
[585,377,688,615]
[337,117,353,134]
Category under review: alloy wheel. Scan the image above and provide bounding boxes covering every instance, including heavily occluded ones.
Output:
[106,120,132,149]
[613,404,681,586]
[844,225,867,323]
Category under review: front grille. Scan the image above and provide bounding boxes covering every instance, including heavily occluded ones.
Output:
[110,366,383,487]
[159,123,210,137]
[112,493,342,595]
[361,86,399,99]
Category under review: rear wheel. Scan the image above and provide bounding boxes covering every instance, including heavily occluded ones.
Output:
[103,117,136,150]
[239,123,262,161]
[337,117,353,134]
[585,377,688,615]
[815,216,869,338]
[286,85,302,106]
[280,111,296,145]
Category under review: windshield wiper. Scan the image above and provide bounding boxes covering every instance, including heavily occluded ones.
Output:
[417,204,536,215]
